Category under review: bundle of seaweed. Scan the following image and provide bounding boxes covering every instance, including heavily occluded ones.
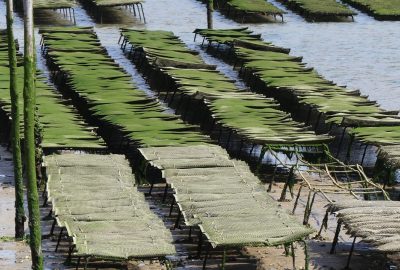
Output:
[342,0,400,20]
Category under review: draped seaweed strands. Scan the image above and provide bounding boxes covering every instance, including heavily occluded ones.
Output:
[194,28,400,128]
[139,145,314,249]
[39,27,209,148]
[194,28,289,54]
[327,200,400,253]
[349,125,400,149]
[120,29,332,151]
[81,0,145,22]
[88,0,144,7]
[31,0,76,9]
[40,26,310,267]
[13,0,76,23]
[44,153,176,263]
[276,0,356,21]
[341,0,400,20]
[194,28,400,167]
[0,30,105,151]
[201,0,285,22]
[378,145,400,170]
[348,125,400,171]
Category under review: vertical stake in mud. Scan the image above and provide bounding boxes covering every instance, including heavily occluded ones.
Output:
[207,0,214,29]
[6,0,26,239]
[23,0,44,268]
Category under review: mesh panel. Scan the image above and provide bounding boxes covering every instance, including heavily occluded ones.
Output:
[140,145,313,248]
[45,153,176,259]
[329,200,400,252]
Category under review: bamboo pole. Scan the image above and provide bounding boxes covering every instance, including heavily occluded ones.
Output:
[207,0,213,29]
[23,0,44,269]
[6,0,26,240]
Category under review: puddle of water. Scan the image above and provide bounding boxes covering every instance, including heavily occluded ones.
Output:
[0,249,17,264]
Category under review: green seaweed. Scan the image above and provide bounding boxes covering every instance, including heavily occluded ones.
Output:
[121,29,332,146]
[277,0,356,19]
[342,0,400,19]
[40,27,209,148]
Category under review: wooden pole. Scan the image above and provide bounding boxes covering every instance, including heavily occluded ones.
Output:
[207,0,214,29]
[23,0,44,269]
[6,0,26,240]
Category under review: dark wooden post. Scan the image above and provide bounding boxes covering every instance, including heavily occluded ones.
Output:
[207,0,214,29]
[23,0,44,269]
[6,0,26,240]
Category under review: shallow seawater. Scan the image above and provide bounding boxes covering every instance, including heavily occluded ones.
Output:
[141,0,400,111]
[1,0,399,110]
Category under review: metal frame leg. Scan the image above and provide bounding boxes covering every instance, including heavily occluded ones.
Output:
[148,175,155,196]
[345,135,354,163]
[225,130,232,149]
[267,164,278,192]
[305,107,312,126]
[336,127,348,157]
[292,185,303,214]
[162,184,169,203]
[66,244,75,263]
[238,139,244,156]
[188,226,193,241]
[169,198,175,217]
[314,112,322,131]
[55,227,65,252]
[84,257,89,270]
[217,126,223,143]
[303,192,317,225]
[249,143,255,156]
[345,237,357,269]
[197,232,203,258]
[360,144,368,166]
[202,244,211,270]
[330,220,343,254]
[76,256,81,270]
[174,211,181,229]
[291,243,296,269]
[316,209,329,238]
[50,217,57,236]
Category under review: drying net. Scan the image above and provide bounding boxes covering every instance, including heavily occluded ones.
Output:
[121,29,332,146]
[31,0,76,9]
[195,27,400,173]
[328,200,400,253]
[90,0,144,7]
[378,145,400,170]
[44,153,176,260]
[139,145,313,248]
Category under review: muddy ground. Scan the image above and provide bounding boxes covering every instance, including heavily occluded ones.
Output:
[3,130,400,270]
[1,142,399,269]
[0,144,31,270]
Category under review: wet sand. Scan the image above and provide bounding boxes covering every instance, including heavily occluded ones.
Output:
[0,145,31,269]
